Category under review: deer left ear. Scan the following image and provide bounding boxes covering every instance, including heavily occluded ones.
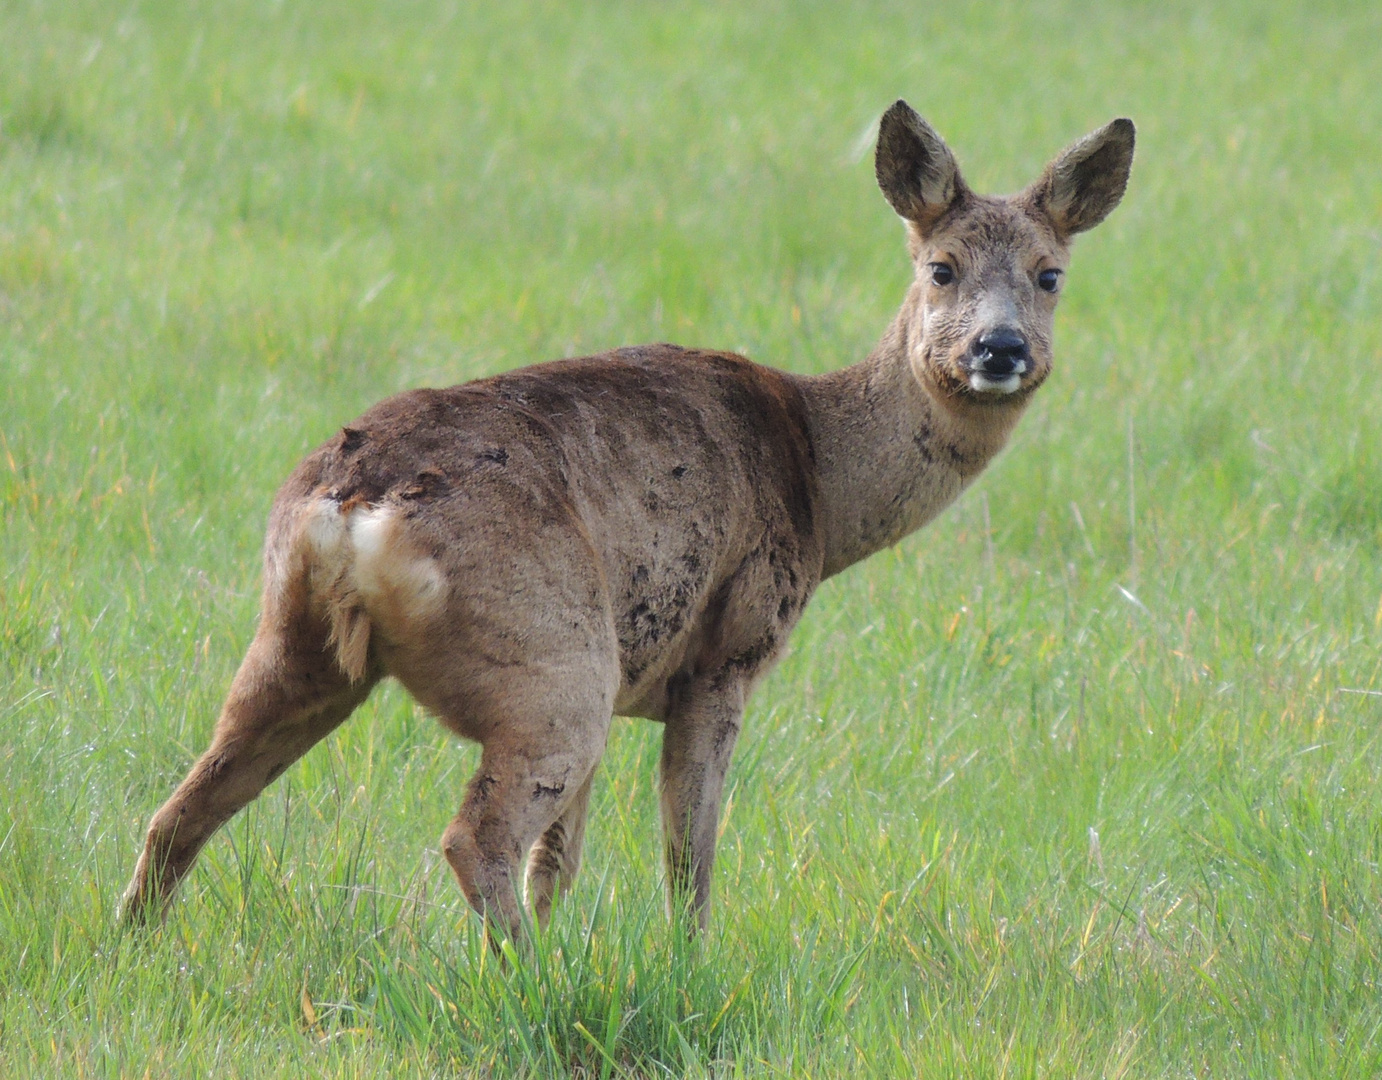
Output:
[1028,118,1135,238]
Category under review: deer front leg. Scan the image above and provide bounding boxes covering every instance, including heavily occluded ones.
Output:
[659,677,745,933]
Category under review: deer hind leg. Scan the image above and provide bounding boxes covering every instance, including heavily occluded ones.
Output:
[121,612,379,924]
[659,676,746,933]
[525,768,596,929]
[437,675,612,947]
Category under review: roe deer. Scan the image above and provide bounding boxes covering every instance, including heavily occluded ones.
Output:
[123,101,1134,941]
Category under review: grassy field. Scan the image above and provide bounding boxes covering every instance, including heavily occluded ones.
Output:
[3,0,1382,1075]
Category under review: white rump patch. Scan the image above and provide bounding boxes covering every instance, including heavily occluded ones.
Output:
[304,497,350,563]
[346,504,448,623]
[298,499,448,681]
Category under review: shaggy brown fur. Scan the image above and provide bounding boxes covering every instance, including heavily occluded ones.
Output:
[122,101,1134,941]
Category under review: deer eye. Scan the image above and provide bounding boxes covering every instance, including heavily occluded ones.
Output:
[1037,268,1062,293]
[928,262,955,287]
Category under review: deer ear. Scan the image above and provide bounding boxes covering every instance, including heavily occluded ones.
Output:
[875,100,966,236]
[1029,118,1135,238]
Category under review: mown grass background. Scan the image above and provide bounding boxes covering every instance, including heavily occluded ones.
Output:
[3,0,1382,1075]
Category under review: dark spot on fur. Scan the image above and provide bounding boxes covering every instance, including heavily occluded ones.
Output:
[529,834,564,874]
[339,427,367,454]
[712,717,742,755]
[711,635,778,691]
[477,446,508,466]
[672,464,688,478]
[777,597,792,620]
[664,670,693,707]
[912,432,936,466]
[533,781,566,799]
[398,467,447,500]
[265,762,287,783]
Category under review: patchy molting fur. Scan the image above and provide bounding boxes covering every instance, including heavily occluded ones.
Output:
[123,101,1134,944]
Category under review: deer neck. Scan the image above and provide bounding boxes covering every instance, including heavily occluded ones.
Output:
[799,285,1028,579]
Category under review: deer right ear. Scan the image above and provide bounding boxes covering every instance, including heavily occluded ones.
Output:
[874,100,966,237]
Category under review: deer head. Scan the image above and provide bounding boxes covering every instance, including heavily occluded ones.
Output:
[875,101,1134,406]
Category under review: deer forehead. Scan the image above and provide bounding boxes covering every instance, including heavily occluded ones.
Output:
[921,198,1065,274]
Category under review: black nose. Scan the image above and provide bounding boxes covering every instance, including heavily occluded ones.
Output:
[973,329,1030,375]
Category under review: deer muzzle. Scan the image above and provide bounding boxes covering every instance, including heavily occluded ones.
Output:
[965,328,1030,394]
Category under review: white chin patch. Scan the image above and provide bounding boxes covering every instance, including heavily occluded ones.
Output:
[968,371,1022,395]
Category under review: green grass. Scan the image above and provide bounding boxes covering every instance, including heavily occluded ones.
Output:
[3,0,1382,1074]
